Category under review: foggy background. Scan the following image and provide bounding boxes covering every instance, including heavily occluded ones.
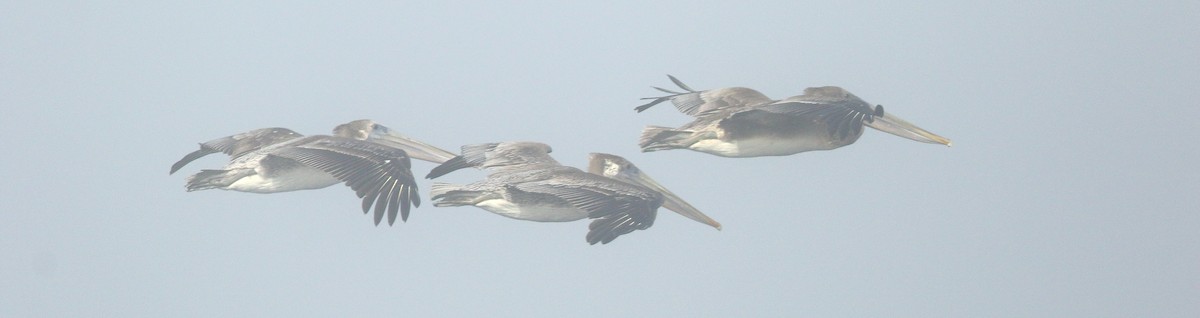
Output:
[2,1,1197,317]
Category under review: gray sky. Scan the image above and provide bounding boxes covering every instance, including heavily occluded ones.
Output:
[2,1,1197,317]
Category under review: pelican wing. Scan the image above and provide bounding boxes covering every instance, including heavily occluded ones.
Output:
[636,75,773,116]
[270,136,420,225]
[737,87,881,141]
[742,103,876,142]
[587,210,656,245]
[792,87,951,145]
[425,155,475,179]
[514,176,658,245]
[170,127,302,174]
[426,142,560,179]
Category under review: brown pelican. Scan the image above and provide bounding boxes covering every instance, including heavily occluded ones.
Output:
[425,142,721,244]
[635,75,952,157]
[169,119,457,225]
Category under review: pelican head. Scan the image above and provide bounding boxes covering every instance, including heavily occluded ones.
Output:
[588,153,722,230]
[862,108,953,146]
[333,119,458,163]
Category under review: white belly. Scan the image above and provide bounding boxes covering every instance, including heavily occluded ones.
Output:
[476,199,588,222]
[690,135,843,157]
[226,165,340,193]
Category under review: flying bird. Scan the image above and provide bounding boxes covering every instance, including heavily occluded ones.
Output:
[169,119,457,226]
[635,75,952,157]
[425,142,720,244]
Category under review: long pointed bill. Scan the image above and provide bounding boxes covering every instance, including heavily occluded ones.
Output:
[864,112,953,146]
[619,168,722,230]
[643,170,724,230]
[369,129,459,164]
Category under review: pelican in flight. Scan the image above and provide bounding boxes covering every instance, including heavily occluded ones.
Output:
[169,119,457,226]
[425,142,720,244]
[635,75,952,157]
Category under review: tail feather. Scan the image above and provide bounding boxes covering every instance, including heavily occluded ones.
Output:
[638,126,693,152]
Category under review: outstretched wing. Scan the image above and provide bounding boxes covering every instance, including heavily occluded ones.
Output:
[635,75,774,117]
[170,127,302,174]
[270,136,420,226]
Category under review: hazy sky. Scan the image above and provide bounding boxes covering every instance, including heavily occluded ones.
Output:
[2,1,1197,317]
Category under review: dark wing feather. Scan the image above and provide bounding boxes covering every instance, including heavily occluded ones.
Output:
[270,136,420,225]
[635,75,697,113]
[749,99,877,141]
[170,147,220,175]
[586,209,655,245]
[425,155,473,179]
